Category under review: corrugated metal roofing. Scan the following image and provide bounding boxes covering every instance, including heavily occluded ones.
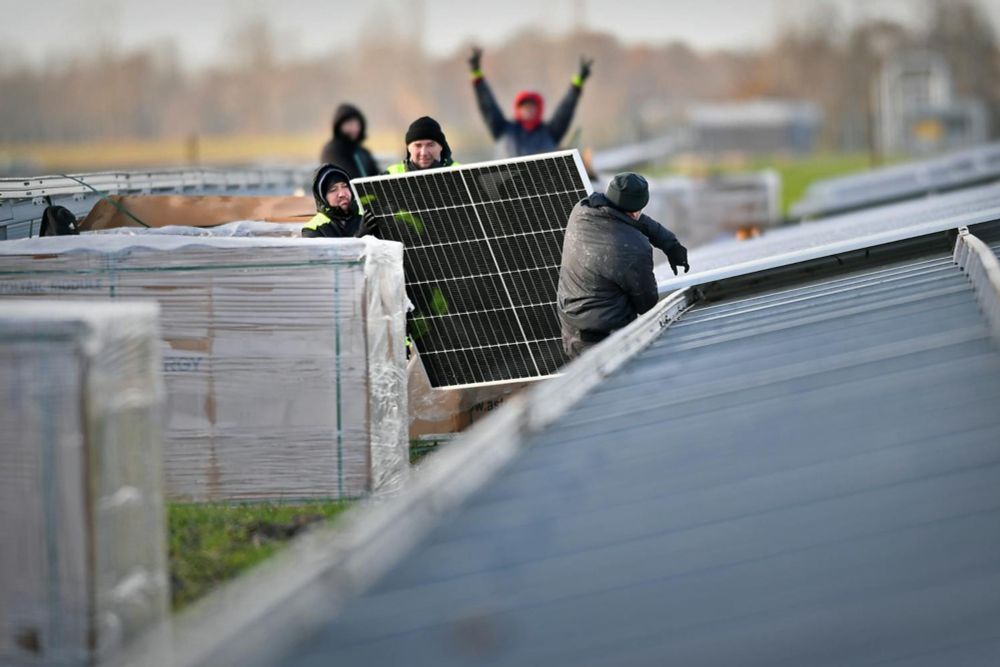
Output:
[260,233,1000,666]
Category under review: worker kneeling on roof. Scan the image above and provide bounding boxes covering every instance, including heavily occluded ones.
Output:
[302,164,377,238]
[557,172,689,359]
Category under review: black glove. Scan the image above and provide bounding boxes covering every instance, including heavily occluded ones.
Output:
[666,242,689,275]
[578,56,594,83]
[357,208,379,237]
[468,47,483,73]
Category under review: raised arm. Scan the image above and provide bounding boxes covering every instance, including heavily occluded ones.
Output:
[468,47,507,140]
[547,57,592,144]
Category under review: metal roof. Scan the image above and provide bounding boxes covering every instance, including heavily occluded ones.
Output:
[252,226,1000,666]
[160,204,1000,666]
[790,142,1000,220]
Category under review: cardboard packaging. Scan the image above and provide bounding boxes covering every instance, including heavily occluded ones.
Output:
[79,195,314,231]
[407,353,535,439]
[0,301,168,666]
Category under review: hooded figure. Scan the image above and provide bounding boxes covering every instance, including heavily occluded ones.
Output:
[557,173,689,359]
[319,103,380,179]
[468,47,593,159]
[301,164,376,238]
[385,116,458,174]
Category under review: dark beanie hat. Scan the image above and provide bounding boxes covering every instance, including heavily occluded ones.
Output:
[605,172,649,213]
[405,116,448,147]
[318,164,351,195]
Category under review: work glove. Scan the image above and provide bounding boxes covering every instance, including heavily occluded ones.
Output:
[357,208,379,237]
[468,47,483,73]
[578,56,594,83]
[666,242,689,275]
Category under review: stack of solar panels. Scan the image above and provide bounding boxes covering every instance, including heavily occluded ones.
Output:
[0,236,409,501]
[353,150,592,388]
[658,180,1000,291]
[0,302,167,666]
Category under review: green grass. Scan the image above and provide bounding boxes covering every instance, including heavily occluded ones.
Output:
[752,153,881,217]
[168,500,351,611]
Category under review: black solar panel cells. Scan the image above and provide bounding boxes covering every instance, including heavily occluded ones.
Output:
[352,151,589,387]
[530,337,567,376]
[504,267,560,308]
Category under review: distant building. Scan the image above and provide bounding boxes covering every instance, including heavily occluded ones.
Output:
[878,50,989,156]
[687,100,823,155]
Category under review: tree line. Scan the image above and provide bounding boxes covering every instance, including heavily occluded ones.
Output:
[0,0,996,155]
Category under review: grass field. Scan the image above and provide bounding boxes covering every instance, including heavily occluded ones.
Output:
[168,500,351,611]
[754,153,882,216]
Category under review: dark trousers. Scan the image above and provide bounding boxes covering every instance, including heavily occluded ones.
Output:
[561,327,609,359]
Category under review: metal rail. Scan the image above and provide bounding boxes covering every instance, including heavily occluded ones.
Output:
[954,226,1000,346]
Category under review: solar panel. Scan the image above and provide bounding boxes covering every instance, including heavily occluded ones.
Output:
[657,181,1000,294]
[352,150,592,388]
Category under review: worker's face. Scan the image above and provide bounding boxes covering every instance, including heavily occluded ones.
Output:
[408,140,443,169]
[325,181,353,212]
[339,117,362,141]
[517,101,539,123]
[627,209,644,220]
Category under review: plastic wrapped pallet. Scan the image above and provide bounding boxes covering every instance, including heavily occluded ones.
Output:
[0,301,167,666]
[0,236,409,501]
[91,220,306,238]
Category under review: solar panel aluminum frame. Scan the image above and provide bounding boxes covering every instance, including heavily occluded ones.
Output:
[352,150,593,390]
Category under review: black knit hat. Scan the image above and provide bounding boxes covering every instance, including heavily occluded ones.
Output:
[318,165,351,196]
[605,172,649,213]
[405,116,448,148]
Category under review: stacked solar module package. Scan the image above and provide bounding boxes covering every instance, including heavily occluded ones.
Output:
[0,236,408,501]
[0,302,167,667]
[92,220,307,238]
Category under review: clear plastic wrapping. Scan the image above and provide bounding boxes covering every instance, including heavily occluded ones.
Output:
[91,220,306,238]
[0,236,409,500]
[0,301,168,666]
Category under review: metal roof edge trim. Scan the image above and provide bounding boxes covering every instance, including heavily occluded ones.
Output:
[657,205,1000,297]
[954,227,1000,346]
[526,288,693,430]
[153,287,694,667]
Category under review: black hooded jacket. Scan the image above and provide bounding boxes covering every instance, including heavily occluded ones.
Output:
[557,193,680,336]
[319,104,380,179]
[302,164,370,238]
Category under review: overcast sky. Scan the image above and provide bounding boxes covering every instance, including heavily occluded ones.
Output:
[2,0,998,69]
